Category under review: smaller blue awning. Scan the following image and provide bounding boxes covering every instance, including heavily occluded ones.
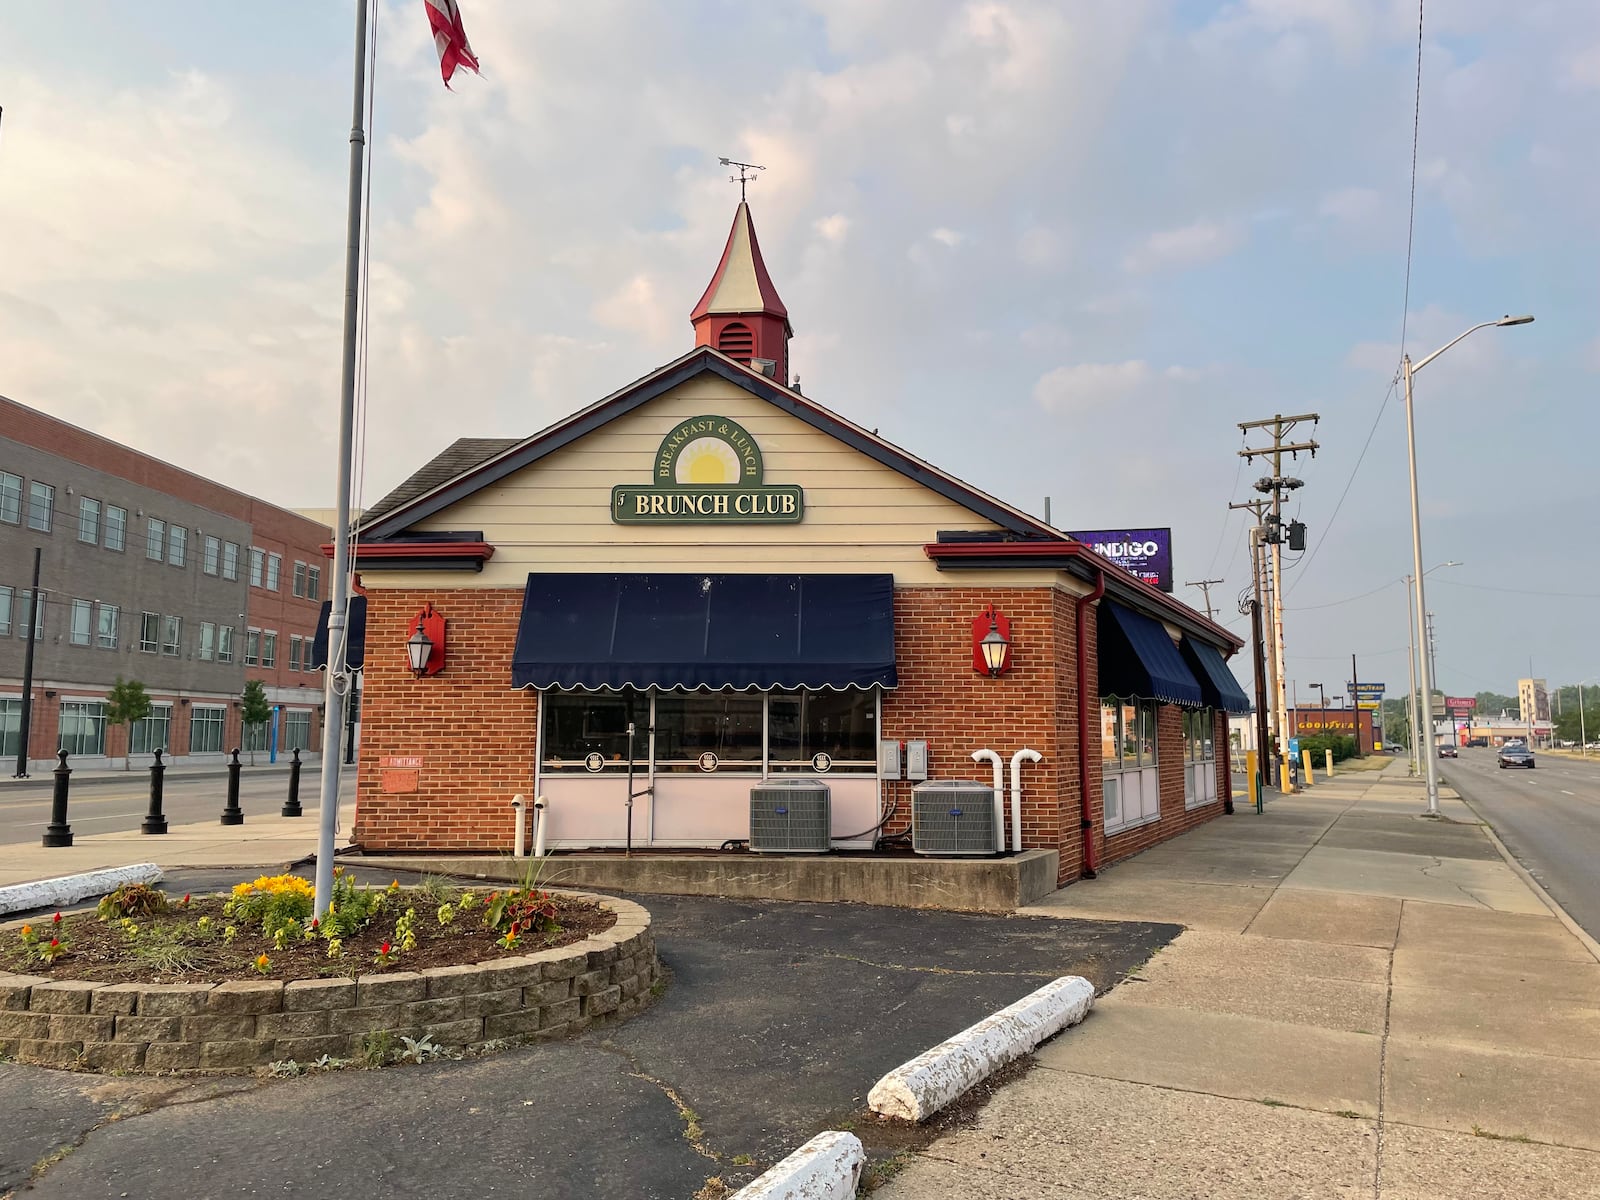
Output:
[1098,601,1204,706]
[311,595,367,672]
[1181,636,1253,714]
[511,573,897,691]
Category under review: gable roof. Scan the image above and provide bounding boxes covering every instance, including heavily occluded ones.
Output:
[363,437,520,523]
[358,347,1064,544]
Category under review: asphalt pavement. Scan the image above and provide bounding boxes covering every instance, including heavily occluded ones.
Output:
[3,882,1175,1199]
[0,766,352,846]
[1442,747,1600,942]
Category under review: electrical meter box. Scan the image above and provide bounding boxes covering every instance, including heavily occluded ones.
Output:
[877,739,902,779]
[905,740,930,781]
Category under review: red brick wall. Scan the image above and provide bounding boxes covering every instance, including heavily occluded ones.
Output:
[352,588,535,851]
[1099,702,1227,866]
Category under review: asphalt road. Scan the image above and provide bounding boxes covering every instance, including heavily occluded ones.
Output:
[4,880,1176,1199]
[1441,748,1600,942]
[0,766,351,845]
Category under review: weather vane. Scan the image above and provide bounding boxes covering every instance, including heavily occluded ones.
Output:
[718,157,765,202]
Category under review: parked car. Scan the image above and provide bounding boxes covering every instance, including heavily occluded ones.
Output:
[1467,737,1489,748]
[1438,744,1458,758]
[1498,744,1536,769]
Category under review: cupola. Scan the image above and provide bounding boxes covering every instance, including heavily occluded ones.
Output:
[690,201,792,383]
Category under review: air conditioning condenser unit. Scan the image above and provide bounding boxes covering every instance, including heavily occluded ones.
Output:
[911,780,1000,855]
[749,779,831,853]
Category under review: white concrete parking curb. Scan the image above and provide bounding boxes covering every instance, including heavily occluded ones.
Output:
[867,974,1095,1122]
[730,1131,865,1199]
[0,864,164,917]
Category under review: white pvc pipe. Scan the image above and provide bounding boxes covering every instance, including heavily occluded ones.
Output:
[533,794,548,858]
[971,749,1006,852]
[511,794,526,858]
[1009,748,1041,854]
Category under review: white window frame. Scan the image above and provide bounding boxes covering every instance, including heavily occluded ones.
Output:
[19,590,45,639]
[266,553,281,592]
[189,705,226,754]
[1103,696,1161,834]
[97,603,119,650]
[199,622,216,661]
[217,624,235,664]
[262,630,277,669]
[245,627,261,666]
[203,535,220,576]
[0,471,21,525]
[1183,707,1219,810]
[104,505,127,552]
[77,497,100,544]
[222,541,240,581]
[0,585,11,637]
[139,611,160,654]
[289,635,303,672]
[27,481,54,532]
[283,708,312,752]
[162,615,182,657]
[168,525,187,568]
[293,561,307,598]
[130,703,173,755]
[146,518,165,560]
[69,598,92,647]
[307,565,322,601]
[58,700,108,757]
[249,547,264,587]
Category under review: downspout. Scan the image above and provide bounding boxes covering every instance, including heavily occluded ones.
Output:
[1075,568,1106,878]
[970,749,1006,852]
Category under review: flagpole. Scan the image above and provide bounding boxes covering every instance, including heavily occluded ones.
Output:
[315,0,370,917]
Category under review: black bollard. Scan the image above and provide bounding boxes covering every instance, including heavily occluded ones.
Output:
[142,747,168,834]
[281,747,303,817]
[220,748,244,825]
[42,750,74,847]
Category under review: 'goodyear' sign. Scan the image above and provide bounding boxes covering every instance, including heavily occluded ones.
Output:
[611,415,804,524]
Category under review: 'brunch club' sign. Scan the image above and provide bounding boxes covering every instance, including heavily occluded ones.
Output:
[611,415,804,524]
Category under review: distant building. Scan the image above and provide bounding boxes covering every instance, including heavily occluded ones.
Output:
[2,395,331,771]
[1517,678,1549,725]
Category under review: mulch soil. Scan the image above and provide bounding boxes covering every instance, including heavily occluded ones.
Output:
[2,891,615,986]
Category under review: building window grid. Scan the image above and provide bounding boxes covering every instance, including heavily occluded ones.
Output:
[0,698,21,759]
[0,472,21,524]
[245,628,261,667]
[289,636,303,672]
[27,482,54,532]
[97,603,119,650]
[140,611,160,654]
[199,622,216,661]
[0,585,11,637]
[203,536,220,576]
[293,562,307,597]
[190,706,225,754]
[146,519,165,560]
[70,598,92,646]
[217,625,235,664]
[249,548,264,587]
[59,701,108,758]
[162,615,182,657]
[168,526,187,568]
[222,541,240,581]
[1102,696,1161,833]
[307,566,321,601]
[130,705,172,755]
[262,631,277,669]
[78,497,100,544]
[104,505,127,552]
[283,709,312,752]
[265,554,281,592]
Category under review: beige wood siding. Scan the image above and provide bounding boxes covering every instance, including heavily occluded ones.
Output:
[362,375,1080,592]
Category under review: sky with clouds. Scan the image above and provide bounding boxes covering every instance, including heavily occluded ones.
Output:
[2,0,1597,699]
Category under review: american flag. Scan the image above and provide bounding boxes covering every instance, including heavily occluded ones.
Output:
[423,0,480,87]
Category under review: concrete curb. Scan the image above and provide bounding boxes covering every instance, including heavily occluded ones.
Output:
[867,975,1094,1122]
[1470,810,1600,964]
[0,864,163,917]
[730,1131,865,1199]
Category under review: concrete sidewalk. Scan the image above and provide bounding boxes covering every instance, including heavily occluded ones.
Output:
[878,758,1600,1199]
[0,814,324,890]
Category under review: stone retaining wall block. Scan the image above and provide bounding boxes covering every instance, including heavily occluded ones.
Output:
[181,1015,257,1042]
[18,1039,84,1067]
[255,1011,331,1039]
[283,979,357,1011]
[424,964,484,998]
[49,1014,115,1042]
[83,1041,145,1071]
[272,1034,350,1061]
[143,1041,202,1070]
[202,1040,268,1069]
[482,1008,544,1039]
[400,996,462,1025]
[0,1011,51,1039]
[28,981,101,1014]
[0,976,46,1010]
[355,971,426,1006]
[463,988,523,1019]
[206,981,284,1014]
[89,984,142,1016]
[137,985,211,1017]
[583,985,621,1017]
[573,969,610,997]
[114,1015,180,1042]
[330,1005,401,1035]
[419,1018,483,1046]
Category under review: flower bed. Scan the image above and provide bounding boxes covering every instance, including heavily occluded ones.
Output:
[0,875,658,1074]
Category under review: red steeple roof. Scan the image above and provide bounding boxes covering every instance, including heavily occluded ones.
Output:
[690,201,792,333]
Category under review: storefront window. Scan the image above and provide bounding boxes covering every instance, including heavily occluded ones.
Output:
[769,689,876,774]
[1184,709,1215,764]
[1102,697,1158,773]
[130,704,171,754]
[654,692,763,773]
[541,688,648,772]
[190,706,225,754]
[59,701,107,757]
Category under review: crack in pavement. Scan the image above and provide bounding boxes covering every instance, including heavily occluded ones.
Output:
[1415,855,1491,909]
[808,951,1059,980]
[588,1038,726,1166]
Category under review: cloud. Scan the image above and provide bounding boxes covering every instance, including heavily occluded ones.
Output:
[1122,220,1245,273]
[1318,186,1381,222]
[929,227,964,248]
[1033,360,1200,413]
[1566,43,1600,90]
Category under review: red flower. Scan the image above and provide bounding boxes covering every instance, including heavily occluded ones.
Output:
[182,893,191,906]
[380,941,391,954]
[311,918,320,930]
[52,912,62,925]
[49,938,60,947]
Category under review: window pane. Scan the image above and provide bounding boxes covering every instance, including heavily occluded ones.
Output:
[140,612,160,653]
[284,710,311,751]
[249,548,264,587]
[78,498,100,543]
[131,705,172,754]
[222,542,239,580]
[768,689,877,773]
[19,591,45,639]
[104,505,126,551]
[97,604,119,650]
[0,472,20,524]
[262,632,277,668]
[168,526,187,567]
[1101,702,1121,768]
[203,536,220,575]
[308,566,321,601]
[27,482,54,532]
[289,636,302,671]
[70,598,92,646]
[293,562,307,597]
[217,625,234,663]
[653,692,763,772]
[245,629,260,666]
[199,622,215,661]
[190,706,225,754]
[242,721,269,752]
[540,688,647,772]
[266,554,280,591]
[146,519,165,560]
[1122,703,1139,765]
[0,698,20,759]
[0,585,11,637]
[58,701,107,757]
[162,615,182,656]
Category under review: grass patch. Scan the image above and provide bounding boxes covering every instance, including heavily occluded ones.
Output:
[1258,1098,1290,1108]
[861,1151,915,1193]
[1471,1125,1534,1143]
[1333,1110,1363,1119]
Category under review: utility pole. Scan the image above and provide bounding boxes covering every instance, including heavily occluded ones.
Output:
[1350,653,1365,757]
[1239,414,1319,794]
[13,548,41,778]
[1186,578,1224,622]
[1231,499,1274,785]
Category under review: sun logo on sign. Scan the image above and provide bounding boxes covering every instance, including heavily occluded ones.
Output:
[676,437,742,484]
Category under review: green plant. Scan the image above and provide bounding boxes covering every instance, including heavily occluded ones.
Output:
[393,908,419,953]
[484,889,559,937]
[360,1030,395,1067]
[240,680,272,766]
[226,875,315,940]
[130,928,205,974]
[398,1034,440,1064]
[418,874,454,905]
[318,871,386,940]
[436,903,456,927]
[18,923,39,948]
[105,677,152,771]
[97,882,169,920]
[327,938,344,959]
[253,953,272,975]
[373,940,396,966]
[268,1059,305,1077]
[38,937,69,963]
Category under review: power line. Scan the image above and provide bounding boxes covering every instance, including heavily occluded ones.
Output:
[1288,577,1402,612]
[1432,579,1600,600]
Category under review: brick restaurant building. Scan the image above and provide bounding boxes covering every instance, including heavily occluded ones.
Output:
[339,202,1250,887]
[1,397,332,770]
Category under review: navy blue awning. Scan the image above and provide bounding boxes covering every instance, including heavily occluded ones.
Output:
[1098,601,1204,706]
[511,573,898,691]
[1181,636,1253,714]
[311,595,367,672]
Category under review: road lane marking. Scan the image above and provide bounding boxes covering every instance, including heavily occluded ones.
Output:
[1562,789,1575,795]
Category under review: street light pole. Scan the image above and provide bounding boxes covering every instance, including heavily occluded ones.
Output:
[1404,315,1532,816]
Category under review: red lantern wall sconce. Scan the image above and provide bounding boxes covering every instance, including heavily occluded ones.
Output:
[407,604,447,678]
[971,605,1013,676]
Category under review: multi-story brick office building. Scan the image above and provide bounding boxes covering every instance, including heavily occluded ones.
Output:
[1,396,331,771]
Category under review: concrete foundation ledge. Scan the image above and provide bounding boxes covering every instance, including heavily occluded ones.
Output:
[731,1131,865,1199]
[0,864,164,917]
[867,975,1095,1121]
[370,849,1060,914]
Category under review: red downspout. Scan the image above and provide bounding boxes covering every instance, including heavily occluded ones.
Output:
[1075,568,1106,879]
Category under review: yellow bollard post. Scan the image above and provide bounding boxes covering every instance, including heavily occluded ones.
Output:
[1325,749,1334,778]
[1302,749,1314,785]
[1246,750,1259,811]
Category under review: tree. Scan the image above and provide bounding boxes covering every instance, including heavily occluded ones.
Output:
[240,679,272,766]
[1474,690,1518,718]
[104,677,151,771]
[1382,698,1411,750]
